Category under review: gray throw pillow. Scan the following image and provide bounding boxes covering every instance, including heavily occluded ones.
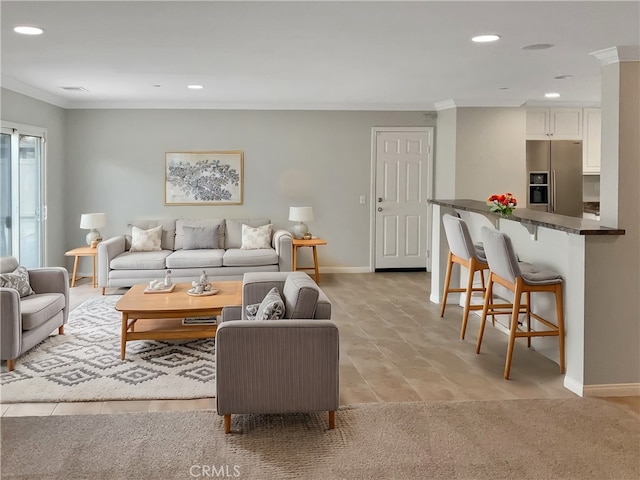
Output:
[254,287,285,321]
[183,225,219,250]
[0,265,35,297]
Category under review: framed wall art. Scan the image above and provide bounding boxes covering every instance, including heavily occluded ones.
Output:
[165,151,243,205]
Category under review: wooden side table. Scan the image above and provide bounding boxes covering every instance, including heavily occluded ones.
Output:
[292,238,327,283]
[65,246,97,288]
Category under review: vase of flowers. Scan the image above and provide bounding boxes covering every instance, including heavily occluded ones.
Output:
[487,192,518,217]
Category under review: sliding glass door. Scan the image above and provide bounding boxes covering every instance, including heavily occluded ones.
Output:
[1,125,46,267]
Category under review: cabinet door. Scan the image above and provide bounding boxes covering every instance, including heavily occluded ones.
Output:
[582,108,601,174]
[550,108,582,140]
[526,108,550,140]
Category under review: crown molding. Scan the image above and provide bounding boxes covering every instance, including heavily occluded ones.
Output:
[1,76,70,109]
[590,46,640,65]
[434,98,526,111]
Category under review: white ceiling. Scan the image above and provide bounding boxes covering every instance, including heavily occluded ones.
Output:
[1,1,639,110]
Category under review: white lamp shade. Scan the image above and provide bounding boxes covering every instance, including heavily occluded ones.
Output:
[80,213,107,229]
[289,207,314,222]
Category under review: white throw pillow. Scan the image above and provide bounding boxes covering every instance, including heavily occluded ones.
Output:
[253,287,285,321]
[240,223,272,250]
[130,225,163,252]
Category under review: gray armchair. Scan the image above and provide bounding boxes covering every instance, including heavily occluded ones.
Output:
[1,256,69,371]
[216,272,339,433]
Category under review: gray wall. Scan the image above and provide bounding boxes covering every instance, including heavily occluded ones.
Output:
[64,109,435,269]
[1,89,66,267]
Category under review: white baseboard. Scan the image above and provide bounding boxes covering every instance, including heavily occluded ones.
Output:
[582,383,640,397]
[563,376,584,397]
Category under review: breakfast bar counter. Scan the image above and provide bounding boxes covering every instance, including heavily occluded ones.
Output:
[429,199,626,396]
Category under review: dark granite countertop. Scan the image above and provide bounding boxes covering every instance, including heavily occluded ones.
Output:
[429,199,625,236]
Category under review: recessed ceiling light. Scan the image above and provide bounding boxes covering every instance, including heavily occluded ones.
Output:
[472,34,501,43]
[522,43,554,50]
[13,25,44,35]
[187,84,204,90]
[554,75,573,80]
[499,87,510,90]
[545,92,561,98]
[152,84,162,88]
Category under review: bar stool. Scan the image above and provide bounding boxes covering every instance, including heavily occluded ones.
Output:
[440,214,490,340]
[475,227,565,380]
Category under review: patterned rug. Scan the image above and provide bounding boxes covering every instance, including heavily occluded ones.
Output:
[0,295,216,403]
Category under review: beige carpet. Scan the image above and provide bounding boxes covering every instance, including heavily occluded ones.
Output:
[2,397,638,479]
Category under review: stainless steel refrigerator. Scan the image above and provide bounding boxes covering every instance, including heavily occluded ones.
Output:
[526,140,583,217]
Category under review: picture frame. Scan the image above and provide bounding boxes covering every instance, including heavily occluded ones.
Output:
[164,151,243,205]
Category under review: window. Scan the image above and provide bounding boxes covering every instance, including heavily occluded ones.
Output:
[0,123,46,267]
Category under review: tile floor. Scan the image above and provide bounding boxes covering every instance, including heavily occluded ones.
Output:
[2,272,638,417]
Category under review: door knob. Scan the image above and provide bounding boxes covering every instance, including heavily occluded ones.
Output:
[377,197,383,203]
[377,207,383,212]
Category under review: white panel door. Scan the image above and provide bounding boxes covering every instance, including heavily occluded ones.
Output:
[374,130,431,269]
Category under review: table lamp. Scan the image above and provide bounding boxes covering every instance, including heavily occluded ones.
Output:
[80,213,107,245]
[289,206,313,239]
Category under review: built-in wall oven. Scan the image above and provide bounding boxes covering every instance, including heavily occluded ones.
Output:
[528,171,549,210]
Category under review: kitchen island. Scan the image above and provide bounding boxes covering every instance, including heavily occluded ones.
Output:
[429,199,626,396]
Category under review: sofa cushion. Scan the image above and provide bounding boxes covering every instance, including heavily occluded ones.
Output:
[20,293,65,331]
[130,225,162,252]
[0,265,35,298]
[222,248,278,267]
[183,225,219,250]
[241,223,272,250]
[175,219,225,250]
[253,287,285,321]
[283,272,319,319]
[225,218,270,249]
[166,249,224,268]
[110,250,172,270]
[131,219,177,250]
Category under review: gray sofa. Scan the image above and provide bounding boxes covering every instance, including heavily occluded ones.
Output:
[1,256,69,371]
[98,218,293,293]
[216,272,338,433]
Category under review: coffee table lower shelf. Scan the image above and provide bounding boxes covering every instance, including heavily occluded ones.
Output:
[115,281,242,360]
[120,315,218,359]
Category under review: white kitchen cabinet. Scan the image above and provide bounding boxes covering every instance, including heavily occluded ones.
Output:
[526,108,583,140]
[582,108,601,174]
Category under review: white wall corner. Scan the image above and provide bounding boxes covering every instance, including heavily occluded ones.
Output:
[563,376,584,397]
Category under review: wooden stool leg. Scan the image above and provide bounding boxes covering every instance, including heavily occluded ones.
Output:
[476,275,493,354]
[504,280,523,380]
[555,284,566,374]
[224,414,231,434]
[440,251,454,317]
[460,258,476,340]
[328,411,335,429]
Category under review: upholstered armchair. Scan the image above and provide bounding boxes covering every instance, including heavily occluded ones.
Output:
[1,256,69,371]
[216,272,339,433]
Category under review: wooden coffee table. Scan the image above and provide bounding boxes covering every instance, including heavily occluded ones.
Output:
[115,281,242,360]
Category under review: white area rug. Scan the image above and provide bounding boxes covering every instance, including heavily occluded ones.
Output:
[0,295,216,403]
